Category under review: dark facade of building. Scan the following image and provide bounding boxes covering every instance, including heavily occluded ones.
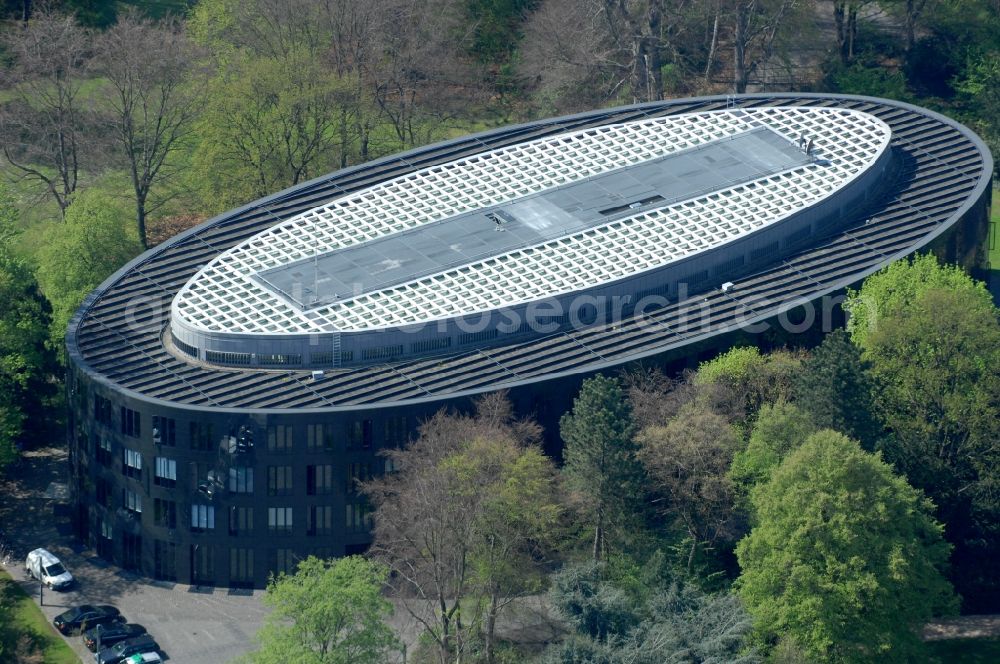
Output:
[66,94,993,588]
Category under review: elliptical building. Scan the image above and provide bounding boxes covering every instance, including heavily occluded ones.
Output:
[67,94,992,588]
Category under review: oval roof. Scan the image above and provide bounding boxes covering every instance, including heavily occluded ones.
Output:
[171,107,891,337]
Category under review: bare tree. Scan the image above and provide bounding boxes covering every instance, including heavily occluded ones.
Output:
[832,0,878,65]
[732,0,804,93]
[519,0,692,111]
[364,393,559,664]
[369,0,486,150]
[94,12,206,248]
[0,9,94,216]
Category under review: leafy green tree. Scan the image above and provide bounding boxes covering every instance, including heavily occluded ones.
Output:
[244,555,398,664]
[0,185,55,471]
[189,49,354,212]
[846,254,1000,610]
[844,253,993,349]
[636,402,741,572]
[34,187,144,356]
[560,374,643,561]
[954,49,1000,178]
[792,329,879,447]
[455,433,562,662]
[694,347,803,426]
[736,430,956,662]
[729,400,816,490]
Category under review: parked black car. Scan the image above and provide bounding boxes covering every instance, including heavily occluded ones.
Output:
[96,635,159,664]
[83,623,147,652]
[52,605,123,635]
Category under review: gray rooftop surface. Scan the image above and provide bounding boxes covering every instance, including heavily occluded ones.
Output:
[254,125,814,309]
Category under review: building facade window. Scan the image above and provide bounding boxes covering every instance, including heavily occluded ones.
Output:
[154,540,177,581]
[154,457,177,488]
[152,415,176,446]
[123,448,142,479]
[96,479,112,508]
[267,466,292,496]
[268,507,293,535]
[96,436,112,466]
[346,462,373,494]
[267,425,294,453]
[306,423,336,452]
[384,415,407,445]
[307,505,334,536]
[190,422,214,451]
[191,544,214,585]
[124,488,142,516]
[306,464,334,495]
[345,502,372,533]
[121,407,141,437]
[229,506,254,536]
[270,548,295,576]
[191,504,215,531]
[229,467,254,494]
[94,395,113,427]
[346,420,373,451]
[230,548,254,587]
[122,533,141,570]
[383,455,401,474]
[154,498,177,528]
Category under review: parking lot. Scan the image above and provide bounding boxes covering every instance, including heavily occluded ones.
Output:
[0,447,269,663]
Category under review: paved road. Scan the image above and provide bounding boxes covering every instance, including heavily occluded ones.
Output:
[0,447,562,663]
[0,447,269,664]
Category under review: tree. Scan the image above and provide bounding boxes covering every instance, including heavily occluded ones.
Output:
[243,555,398,664]
[34,187,144,355]
[190,0,358,208]
[543,561,760,663]
[731,0,806,93]
[636,402,742,572]
[560,374,644,561]
[471,441,562,662]
[845,255,1000,610]
[365,393,560,664]
[729,400,816,490]
[736,430,956,662]
[0,9,98,215]
[832,1,875,65]
[94,11,206,249]
[793,329,879,447]
[518,0,695,110]
[844,253,993,349]
[694,346,803,426]
[0,185,54,471]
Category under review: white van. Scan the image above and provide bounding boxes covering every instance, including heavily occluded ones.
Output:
[24,548,74,590]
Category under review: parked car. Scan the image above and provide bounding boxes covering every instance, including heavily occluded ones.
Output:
[122,653,162,664]
[24,548,74,590]
[96,635,159,664]
[52,605,122,635]
[83,623,147,652]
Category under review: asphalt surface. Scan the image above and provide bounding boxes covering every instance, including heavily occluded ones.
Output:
[0,447,269,664]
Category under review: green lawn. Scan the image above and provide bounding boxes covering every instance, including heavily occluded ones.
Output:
[928,638,1000,663]
[0,569,78,664]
